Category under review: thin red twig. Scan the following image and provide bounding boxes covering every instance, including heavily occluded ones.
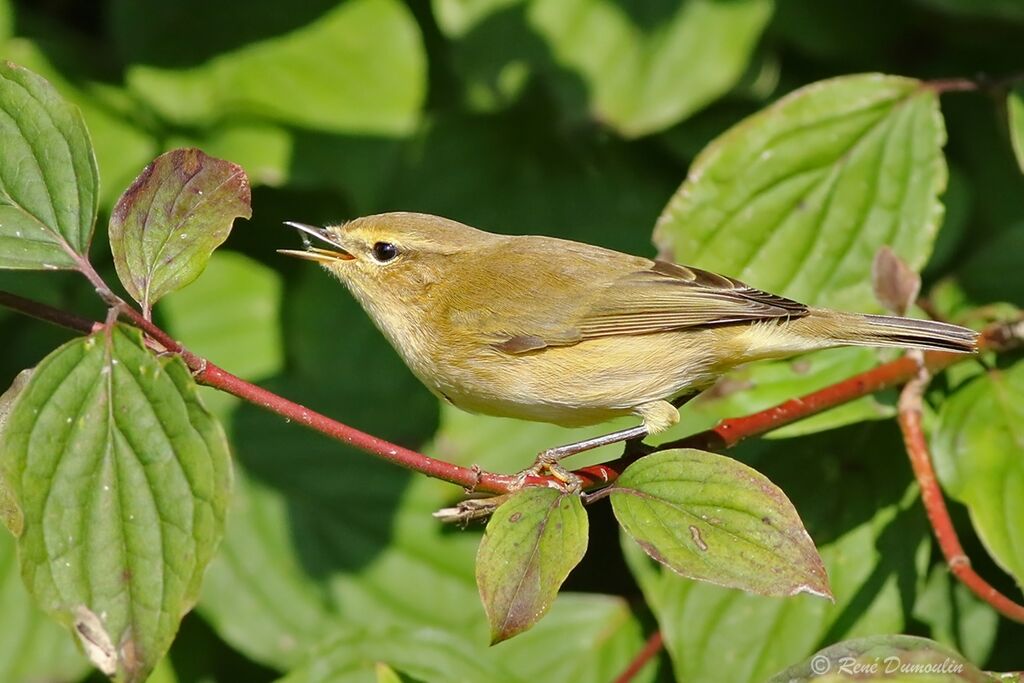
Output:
[109,301,523,494]
[613,630,663,683]
[897,363,1024,623]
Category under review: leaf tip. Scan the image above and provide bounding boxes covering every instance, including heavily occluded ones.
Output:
[73,605,117,676]
[791,581,834,602]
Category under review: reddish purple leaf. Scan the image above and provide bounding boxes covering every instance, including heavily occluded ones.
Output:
[109,148,251,313]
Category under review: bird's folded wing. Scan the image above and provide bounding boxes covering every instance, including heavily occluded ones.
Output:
[576,261,809,339]
[494,261,808,353]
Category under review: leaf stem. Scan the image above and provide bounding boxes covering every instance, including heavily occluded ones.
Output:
[926,71,1024,94]
[897,361,1024,623]
[613,630,663,683]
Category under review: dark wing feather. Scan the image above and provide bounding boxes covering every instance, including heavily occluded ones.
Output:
[574,260,808,340]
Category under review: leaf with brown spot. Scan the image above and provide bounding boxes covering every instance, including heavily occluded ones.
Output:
[73,606,117,677]
[0,324,232,682]
[109,148,251,313]
[872,245,921,315]
[476,487,588,643]
[611,449,831,599]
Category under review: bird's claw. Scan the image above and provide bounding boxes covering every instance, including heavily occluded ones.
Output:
[511,448,582,494]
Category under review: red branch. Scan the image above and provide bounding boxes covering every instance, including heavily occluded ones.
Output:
[613,630,663,683]
[1,289,1020,498]
[107,301,523,494]
[897,363,1024,623]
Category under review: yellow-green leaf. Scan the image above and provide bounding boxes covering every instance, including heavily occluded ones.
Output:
[612,448,830,598]
[654,74,946,313]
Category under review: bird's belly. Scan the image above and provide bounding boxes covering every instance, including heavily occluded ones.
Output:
[430,331,723,427]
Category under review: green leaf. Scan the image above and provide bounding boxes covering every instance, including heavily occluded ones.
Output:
[109,148,252,313]
[158,252,282,378]
[691,347,895,439]
[487,593,656,683]
[144,657,180,683]
[1008,86,1024,174]
[0,324,232,681]
[933,361,1024,587]
[2,39,157,209]
[612,448,830,598]
[767,634,994,682]
[476,487,588,643]
[434,0,772,136]
[122,0,426,136]
[624,423,931,683]
[0,60,98,270]
[653,74,947,313]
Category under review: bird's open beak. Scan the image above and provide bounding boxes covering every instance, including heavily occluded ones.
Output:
[277,221,355,262]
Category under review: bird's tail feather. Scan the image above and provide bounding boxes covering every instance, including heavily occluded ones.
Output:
[813,311,978,353]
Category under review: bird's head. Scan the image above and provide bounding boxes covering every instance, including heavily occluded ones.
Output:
[279,212,499,302]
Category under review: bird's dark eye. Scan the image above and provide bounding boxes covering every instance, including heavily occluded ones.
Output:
[372,242,399,263]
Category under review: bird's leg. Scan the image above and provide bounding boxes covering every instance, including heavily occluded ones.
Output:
[514,424,650,492]
[539,424,650,462]
[514,400,679,492]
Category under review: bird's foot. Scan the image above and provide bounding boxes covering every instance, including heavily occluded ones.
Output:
[511,448,583,494]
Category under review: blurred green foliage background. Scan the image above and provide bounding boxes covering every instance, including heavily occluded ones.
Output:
[1,0,1024,681]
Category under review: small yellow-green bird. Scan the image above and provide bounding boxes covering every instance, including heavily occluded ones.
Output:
[280,212,976,467]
